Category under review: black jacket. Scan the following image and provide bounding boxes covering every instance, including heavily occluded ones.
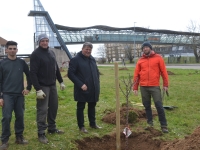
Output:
[0,57,31,98]
[68,51,100,102]
[30,46,63,91]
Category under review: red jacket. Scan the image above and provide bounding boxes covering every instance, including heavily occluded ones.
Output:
[133,51,168,90]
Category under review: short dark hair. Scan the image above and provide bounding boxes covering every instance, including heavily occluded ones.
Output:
[82,42,93,49]
[5,41,18,48]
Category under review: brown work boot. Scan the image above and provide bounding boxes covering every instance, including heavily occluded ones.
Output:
[38,133,48,144]
[0,143,9,150]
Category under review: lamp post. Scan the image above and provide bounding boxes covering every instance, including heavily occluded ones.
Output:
[134,22,136,64]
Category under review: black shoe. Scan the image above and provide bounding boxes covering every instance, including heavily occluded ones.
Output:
[48,129,64,134]
[79,127,88,133]
[90,125,102,129]
[144,123,154,130]
[0,143,9,150]
[38,133,48,144]
[161,127,169,133]
[15,135,28,144]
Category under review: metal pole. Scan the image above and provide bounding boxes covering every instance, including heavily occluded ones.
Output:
[134,22,136,64]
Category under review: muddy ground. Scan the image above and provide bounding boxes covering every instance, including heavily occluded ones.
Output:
[75,107,200,150]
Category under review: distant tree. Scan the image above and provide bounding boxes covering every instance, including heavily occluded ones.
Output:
[124,44,134,63]
[187,20,200,63]
[97,45,106,64]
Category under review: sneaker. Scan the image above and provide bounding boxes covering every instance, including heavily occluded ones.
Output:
[79,127,88,133]
[48,129,64,134]
[161,127,169,133]
[0,143,9,150]
[38,133,48,144]
[15,135,28,144]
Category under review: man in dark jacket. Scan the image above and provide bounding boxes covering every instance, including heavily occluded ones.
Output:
[30,33,66,144]
[68,42,101,133]
[0,41,31,150]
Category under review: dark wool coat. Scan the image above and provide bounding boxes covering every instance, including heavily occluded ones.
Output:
[68,51,100,102]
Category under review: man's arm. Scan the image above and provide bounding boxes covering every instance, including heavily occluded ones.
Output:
[23,61,32,91]
[0,62,4,106]
[133,62,140,91]
[68,58,84,88]
[159,57,169,88]
[30,52,41,91]
[0,61,3,99]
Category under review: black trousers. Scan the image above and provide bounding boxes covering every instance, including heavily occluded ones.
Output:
[76,102,96,129]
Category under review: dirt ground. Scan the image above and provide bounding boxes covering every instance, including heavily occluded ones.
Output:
[75,106,200,150]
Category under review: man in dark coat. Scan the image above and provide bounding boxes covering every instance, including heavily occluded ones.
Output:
[68,42,101,133]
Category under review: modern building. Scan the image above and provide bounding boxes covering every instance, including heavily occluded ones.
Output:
[0,37,7,56]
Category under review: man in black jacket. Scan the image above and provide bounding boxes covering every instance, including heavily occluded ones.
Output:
[0,41,31,150]
[30,33,66,144]
[68,42,101,133]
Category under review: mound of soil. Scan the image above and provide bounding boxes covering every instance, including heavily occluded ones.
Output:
[76,106,200,150]
[167,71,175,75]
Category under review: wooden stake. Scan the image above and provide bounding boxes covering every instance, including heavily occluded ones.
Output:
[114,62,121,150]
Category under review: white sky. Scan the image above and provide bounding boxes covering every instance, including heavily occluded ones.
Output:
[0,0,200,57]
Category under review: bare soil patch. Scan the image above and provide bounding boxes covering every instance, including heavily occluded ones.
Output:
[75,106,200,150]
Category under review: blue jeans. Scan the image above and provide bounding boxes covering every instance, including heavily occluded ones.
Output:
[1,94,25,143]
[140,86,167,127]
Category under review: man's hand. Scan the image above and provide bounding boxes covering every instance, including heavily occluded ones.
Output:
[22,90,30,96]
[60,82,66,91]
[36,90,46,99]
[0,99,3,107]
[163,87,168,92]
[81,84,87,91]
[133,90,138,96]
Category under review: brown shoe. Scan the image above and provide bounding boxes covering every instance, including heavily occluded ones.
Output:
[0,143,9,150]
[79,127,88,133]
[15,135,28,144]
[90,125,102,129]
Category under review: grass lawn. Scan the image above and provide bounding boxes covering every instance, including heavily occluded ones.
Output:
[1,65,200,149]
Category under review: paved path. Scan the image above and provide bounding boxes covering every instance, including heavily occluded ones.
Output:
[97,64,200,70]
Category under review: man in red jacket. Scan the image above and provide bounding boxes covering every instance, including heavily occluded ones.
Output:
[132,41,169,133]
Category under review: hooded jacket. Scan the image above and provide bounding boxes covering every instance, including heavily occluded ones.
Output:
[133,50,168,90]
[68,51,100,102]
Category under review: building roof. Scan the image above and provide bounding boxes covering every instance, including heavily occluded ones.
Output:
[55,24,200,36]
[0,37,7,45]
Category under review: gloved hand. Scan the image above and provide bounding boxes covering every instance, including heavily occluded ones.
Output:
[60,82,66,91]
[36,90,46,99]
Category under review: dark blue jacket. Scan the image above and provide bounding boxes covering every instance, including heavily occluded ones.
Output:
[68,51,100,102]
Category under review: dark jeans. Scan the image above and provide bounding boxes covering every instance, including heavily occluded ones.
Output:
[1,94,25,143]
[140,86,167,127]
[77,102,96,129]
[36,85,58,134]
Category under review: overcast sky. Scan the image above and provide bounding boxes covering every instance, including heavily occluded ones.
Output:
[0,0,200,57]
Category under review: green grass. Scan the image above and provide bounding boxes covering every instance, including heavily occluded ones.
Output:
[1,66,200,149]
